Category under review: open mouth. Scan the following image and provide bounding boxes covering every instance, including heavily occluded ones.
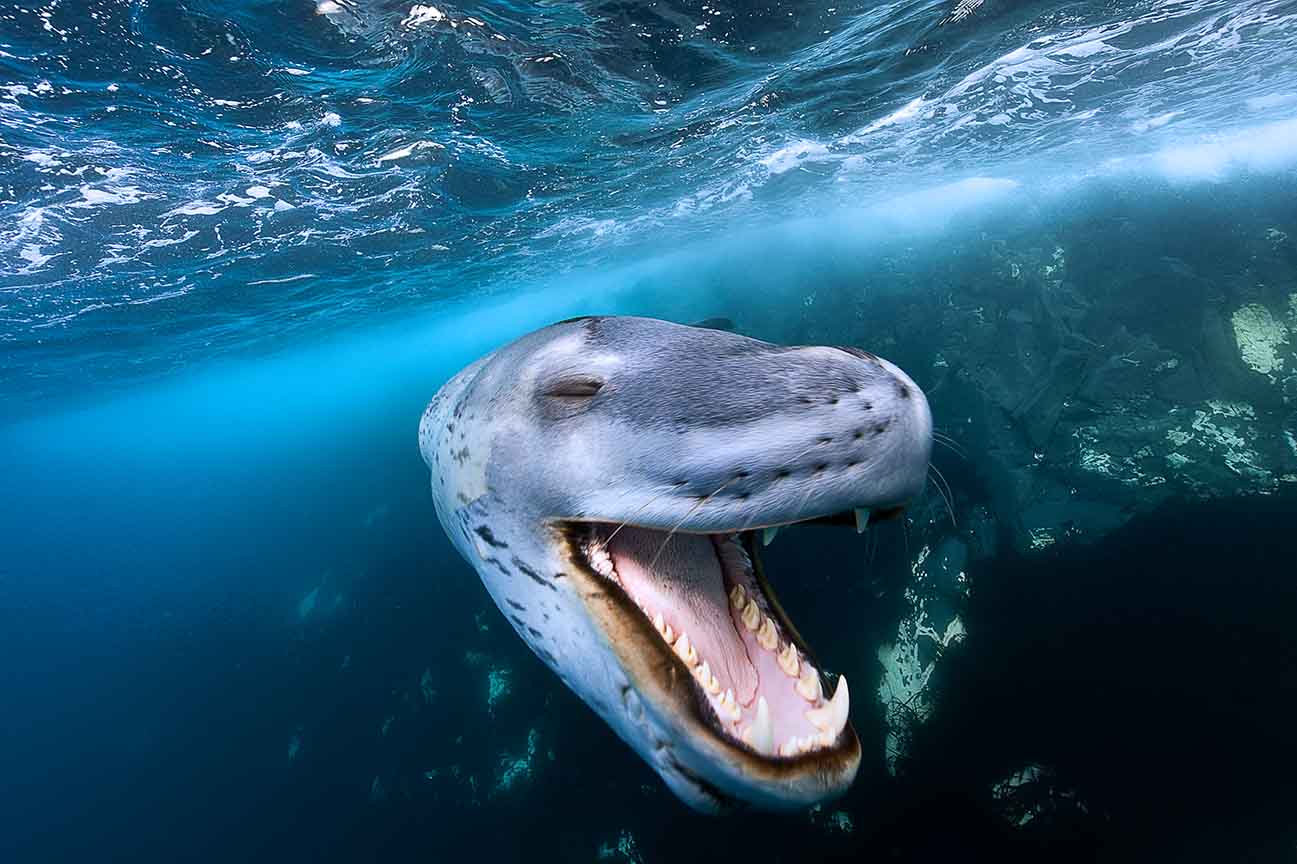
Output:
[561,510,898,764]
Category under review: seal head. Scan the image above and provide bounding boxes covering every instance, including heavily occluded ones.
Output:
[420,316,932,811]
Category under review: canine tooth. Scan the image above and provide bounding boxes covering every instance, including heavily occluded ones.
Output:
[762,526,780,546]
[796,664,821,702]
[662,622,675,642]
[854,507,870,534]
[653,612,666,634]
[779,738,801,758]
[777,642,799,677]
[757,616,778,651]
[729,584,747,610]
[674,633,697,666]
[806,675,849,735]
[741,599,762,631]
[742,696,774,754]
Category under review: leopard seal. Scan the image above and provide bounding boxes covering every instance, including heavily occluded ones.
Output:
[418,315,932,812]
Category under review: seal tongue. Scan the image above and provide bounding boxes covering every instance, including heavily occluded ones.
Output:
[606,528,759,705]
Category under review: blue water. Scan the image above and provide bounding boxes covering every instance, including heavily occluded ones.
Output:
[4,0,1297,860]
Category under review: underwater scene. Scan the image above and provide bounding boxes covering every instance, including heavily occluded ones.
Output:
[3,0,1297,860]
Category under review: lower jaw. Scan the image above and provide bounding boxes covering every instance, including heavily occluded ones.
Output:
[559,521,858,777]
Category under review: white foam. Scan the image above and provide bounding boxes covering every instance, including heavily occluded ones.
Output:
[18,244,54,269]
[844,96,926,140]
[1151,118,1297,182]
[759,140,831,175]
[375,140,443,164]
[168,201,225,216]
[1131,111,1178,133]
[402,4,445,27]
[21,151,62,168]
[73,184,146,208]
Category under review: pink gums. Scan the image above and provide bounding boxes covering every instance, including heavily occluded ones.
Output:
[606,527,827,744]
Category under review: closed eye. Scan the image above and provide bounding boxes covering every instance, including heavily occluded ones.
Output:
[543,377,604,400]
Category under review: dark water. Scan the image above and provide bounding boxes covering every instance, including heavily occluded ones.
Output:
[3,0,1297,861]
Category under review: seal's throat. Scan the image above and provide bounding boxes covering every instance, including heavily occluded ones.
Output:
[561,520,872,763]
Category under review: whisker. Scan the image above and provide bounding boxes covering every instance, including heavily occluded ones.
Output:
[928,462,956,529]
[931,432,967,460]
[647,475,742,572]
[644,439,830,571]
[599,485,678,550]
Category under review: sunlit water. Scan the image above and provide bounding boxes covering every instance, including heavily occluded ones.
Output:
[3,1,1297,861]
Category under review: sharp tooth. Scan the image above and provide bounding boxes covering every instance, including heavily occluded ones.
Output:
[693,660,711,686]
[741,599,762,631]
[662,621,675,643]
[718,688,740,721]
[805,675,849,736]
[779,738,800,758]
[729,584,747,610]
[762,526,780,546]
[674,632,697,666]
[854,507,871,534]
[757,615,778,651]
[777,641,799,677]
[796,663,821,702]
[742,696,774,754]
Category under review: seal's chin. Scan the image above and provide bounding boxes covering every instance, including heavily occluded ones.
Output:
[557,514,889,802]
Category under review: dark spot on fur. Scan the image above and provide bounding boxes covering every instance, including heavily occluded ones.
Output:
[512,557,558,592]
[815,463,828,472]
[474,524,508,548]
[537,648,557,665]
[853,430,864,440]
[506,599,527,612]
[874,422,889,435]
[896,381,911,400]
[527,626,543,639]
